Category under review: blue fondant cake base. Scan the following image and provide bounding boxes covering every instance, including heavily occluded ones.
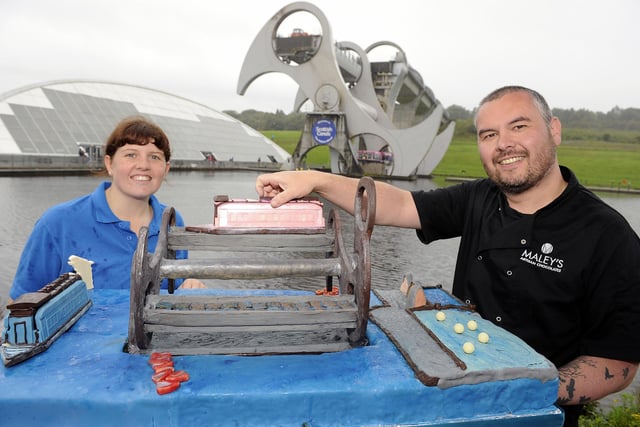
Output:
[0,290,563,426]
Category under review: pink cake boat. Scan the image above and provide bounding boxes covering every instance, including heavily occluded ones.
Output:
[187,196,326,234]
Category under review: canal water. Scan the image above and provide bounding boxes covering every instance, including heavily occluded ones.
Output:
[0,170,463,301]
[1,170,639,410]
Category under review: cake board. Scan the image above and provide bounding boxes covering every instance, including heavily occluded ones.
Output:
[370,279,558,389]
[0,288,563,427]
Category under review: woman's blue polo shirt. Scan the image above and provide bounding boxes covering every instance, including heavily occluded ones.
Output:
[10,181,186,299]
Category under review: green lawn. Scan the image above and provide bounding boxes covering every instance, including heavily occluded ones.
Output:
[263,131,640,190]
[265,130,329,166]
[431,136,640,190]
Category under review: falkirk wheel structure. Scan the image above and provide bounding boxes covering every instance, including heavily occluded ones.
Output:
[237,1,455,178]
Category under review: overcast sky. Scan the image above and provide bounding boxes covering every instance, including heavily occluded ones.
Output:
[1,0,638,114]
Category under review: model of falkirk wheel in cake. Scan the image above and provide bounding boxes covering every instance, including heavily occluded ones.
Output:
[237,1,455,178]
[126,177,375,355]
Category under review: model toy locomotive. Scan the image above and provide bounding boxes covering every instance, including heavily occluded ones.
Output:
[2,272,92,367]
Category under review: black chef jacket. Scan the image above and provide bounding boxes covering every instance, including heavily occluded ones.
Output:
[412,166,640,369]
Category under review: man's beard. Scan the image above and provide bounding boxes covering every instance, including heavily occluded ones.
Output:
[496,177,535,195]
[487,143,557,195]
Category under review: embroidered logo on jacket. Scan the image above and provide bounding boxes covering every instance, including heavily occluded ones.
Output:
[520,243,564,273]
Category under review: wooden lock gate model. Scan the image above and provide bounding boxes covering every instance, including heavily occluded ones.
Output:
[126,177,376,355]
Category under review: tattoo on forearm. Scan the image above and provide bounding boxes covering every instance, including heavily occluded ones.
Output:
[562,357,596,379]
[579,395,592,404]
[604,367,614,380]
[565,378,576,400]
[557,357,599,404]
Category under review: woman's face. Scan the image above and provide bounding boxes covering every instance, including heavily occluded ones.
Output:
[104,142,170,201]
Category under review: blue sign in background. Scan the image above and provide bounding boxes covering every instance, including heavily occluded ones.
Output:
[312,119,336,145]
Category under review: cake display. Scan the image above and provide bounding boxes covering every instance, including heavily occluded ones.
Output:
[0,180,563,426]
[0,287,563,426]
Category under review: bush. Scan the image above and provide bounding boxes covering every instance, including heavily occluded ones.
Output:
[579,390,640,426]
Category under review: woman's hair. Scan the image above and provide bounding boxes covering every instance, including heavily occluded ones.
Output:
[104,116,171,161]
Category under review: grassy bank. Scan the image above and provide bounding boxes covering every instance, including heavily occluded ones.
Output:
[266,130,330,166]
[433,135,640,190]
[263,130,640,190]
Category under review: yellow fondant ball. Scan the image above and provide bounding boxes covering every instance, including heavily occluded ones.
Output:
[478,332,490,343]
[467,320,478,331]
[463,342,475,354]
[454,323,464,334]
[435,311,446,321]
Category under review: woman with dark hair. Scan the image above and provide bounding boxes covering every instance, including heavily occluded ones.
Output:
[9,116,205,301]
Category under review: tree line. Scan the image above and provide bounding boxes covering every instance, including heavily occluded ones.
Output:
[224,106,640,143]
[447,105,640,130]
[224,109,307,132]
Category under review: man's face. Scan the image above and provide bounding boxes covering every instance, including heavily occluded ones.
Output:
[475,91,561,194]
